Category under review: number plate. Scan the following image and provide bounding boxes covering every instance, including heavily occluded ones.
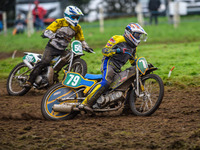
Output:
[71,40,83,55]
[23,54,36,63]
[63,72,82,88]
[62,71,97,93]
[23,53,41,63]
[136,57,148,75]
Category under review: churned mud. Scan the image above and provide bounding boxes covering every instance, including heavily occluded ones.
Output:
[0,80,200,150]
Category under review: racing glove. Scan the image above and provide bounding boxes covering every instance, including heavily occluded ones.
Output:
[115,48,127,54]
[85,47,94,53]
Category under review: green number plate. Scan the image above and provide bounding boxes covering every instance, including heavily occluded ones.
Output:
[71,40,83,55]
[23,54,36,63]
[62,71,97,93]
[136,57,148,75]
[63,72,82,88]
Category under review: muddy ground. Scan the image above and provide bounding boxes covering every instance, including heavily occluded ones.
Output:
[0,80,200,150]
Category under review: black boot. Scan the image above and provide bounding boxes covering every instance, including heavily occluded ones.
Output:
[24,81,32,88]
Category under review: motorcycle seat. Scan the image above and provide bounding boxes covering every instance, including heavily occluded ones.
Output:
[84,74,102,80]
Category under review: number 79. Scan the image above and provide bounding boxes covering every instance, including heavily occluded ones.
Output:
[67,74,80,86]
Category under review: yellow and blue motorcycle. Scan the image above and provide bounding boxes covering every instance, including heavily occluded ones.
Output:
[41,42,164,120]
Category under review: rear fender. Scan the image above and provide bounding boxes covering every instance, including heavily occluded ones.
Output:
[23,52,42,64]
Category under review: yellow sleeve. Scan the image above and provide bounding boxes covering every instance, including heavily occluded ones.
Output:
[74,24,85,41]
[46,19,63,33]
[103,35,126,57]
[104,35,126,49]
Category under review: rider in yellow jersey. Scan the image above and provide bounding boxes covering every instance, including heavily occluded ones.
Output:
[25,6,93,87]
[79,23,147,112]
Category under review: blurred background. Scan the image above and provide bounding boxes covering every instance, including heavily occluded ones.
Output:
[0,0,200,26]
[0,0,200,87]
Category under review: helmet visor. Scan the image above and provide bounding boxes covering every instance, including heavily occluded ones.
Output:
[133,32,141,40]
[70,15,80,20]
[133,32,147,41]
[64,13,80,20]
[140,34,148,42]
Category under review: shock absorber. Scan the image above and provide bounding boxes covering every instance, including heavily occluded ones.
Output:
[23,59,34,69]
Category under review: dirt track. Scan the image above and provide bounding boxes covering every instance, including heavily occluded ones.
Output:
[0,80,200,150]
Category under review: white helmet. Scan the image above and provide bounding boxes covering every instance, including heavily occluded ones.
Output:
[64,6,84,27]
[124,23,147,47]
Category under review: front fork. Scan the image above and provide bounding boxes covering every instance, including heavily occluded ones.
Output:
[135,68,145,97]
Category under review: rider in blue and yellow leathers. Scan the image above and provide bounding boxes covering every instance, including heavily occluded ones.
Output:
[79,23,148,112]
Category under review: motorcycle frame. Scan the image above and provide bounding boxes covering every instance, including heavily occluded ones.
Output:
[59,61,157,103]
[22,40,85,88]
[135,67,145,98]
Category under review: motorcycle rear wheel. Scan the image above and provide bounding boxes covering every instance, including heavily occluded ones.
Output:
[41,83,81,120]
[7,62,31,96]
[129,74,164,116]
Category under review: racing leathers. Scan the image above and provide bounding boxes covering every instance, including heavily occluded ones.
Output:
[27,18,90,85]
[43,18,89,50]
[81,35,137,108]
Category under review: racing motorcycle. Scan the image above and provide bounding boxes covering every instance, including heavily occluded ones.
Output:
[41,41,164,120]
[7,40,91,96]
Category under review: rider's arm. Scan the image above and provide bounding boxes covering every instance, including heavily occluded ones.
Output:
[102,48,116,57]
[43,30,56,39]
[73,25,93,52]
[75,26,90,49]
[74,24,85,42]
[42,19,63,39]
[102,45,126,57]
[129,48,137,66]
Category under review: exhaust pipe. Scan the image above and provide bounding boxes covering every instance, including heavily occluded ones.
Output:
[46,66,54,86]
[52,104,79,113]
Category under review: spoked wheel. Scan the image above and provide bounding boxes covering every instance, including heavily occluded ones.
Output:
[41,83,82,120]
[7,62,32,96]
[65,58,87,77]
[129,74,164,116]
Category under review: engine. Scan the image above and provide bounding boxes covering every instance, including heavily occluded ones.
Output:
[34,66,54,87]
[95,91,124,108]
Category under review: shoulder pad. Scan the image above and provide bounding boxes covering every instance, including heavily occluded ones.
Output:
[112,35,126,43]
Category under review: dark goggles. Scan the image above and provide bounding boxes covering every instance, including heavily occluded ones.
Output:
[133,32,142,40]
[64,13,80,20]
[70,15,80,20]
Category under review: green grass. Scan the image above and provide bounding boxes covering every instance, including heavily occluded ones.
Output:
[81,41,200,87]
[1,16,200,51]
[0,16,200,87]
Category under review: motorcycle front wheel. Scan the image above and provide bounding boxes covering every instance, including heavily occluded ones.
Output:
[7,62,31,96]
[65,58,87,77]
[129,74,164,116]
[41,83,81,120]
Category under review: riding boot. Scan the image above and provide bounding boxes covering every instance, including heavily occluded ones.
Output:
[24,81,32,88]
[80,83,107,113]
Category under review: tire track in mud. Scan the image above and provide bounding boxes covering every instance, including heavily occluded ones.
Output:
[0,112,43,120]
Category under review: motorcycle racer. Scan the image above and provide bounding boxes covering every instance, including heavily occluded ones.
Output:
[25,6,93,87]
[79,23,147,112]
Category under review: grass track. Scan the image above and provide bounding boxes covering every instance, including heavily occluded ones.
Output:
[0,16,200,87]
